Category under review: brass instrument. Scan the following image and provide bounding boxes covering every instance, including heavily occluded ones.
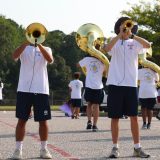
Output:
[25,23,48,45]
[122,20,134,32]
[138,47,160,85]
[75,23,109,76]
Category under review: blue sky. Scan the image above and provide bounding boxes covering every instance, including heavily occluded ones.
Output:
[0,0,151,37]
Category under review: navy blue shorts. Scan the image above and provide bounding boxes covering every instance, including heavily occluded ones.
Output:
[71,99,81,108]
[16,92,51,121]
[84,87,104,104]
[139,98,156,110]
[107,85,138,118]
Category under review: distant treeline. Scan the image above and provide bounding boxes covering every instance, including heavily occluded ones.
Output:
[0,0,160,101]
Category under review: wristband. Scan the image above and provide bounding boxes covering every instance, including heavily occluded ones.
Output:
[130,34,135,39]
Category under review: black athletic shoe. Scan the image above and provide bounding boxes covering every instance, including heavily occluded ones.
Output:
[71,115,75,119]
[86,121,92,129]
[109,147,120,158]
[92,125,98,132]
[156,115,160,120]
[147,123,151,129]
[133,147,150,158]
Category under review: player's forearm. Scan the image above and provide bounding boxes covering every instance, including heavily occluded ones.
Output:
[12,43,28,60]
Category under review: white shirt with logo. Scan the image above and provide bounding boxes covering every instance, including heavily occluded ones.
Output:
[107,39,143,87]
[79,57,105,89]
[68,79,83,99]
[17,45,52,95]
[138,68,159,98]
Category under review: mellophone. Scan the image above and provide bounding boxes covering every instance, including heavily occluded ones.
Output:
[25,22,48,46]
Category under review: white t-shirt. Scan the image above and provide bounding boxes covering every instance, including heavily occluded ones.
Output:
[0,82,4,100]
[68,79,83,99]
[138,68,159,98]
[17,45,52,95]
[107,39,143,87]
[79,57,105,89]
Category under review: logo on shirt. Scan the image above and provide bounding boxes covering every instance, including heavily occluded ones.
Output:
[127,44,134,49]
[75,82,80,89]
[144,72,152,82]
[89,61,100,73]
[35,51,41,57]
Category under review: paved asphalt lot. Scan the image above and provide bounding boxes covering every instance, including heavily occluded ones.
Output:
[0,111,160,160]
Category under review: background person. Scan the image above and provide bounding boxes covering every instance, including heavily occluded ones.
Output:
[138,65,159,129]
[155,86,160,120]
[11,38,53,159]
[78,55,107,132]
[0,79,4,104]
[102,16,151,158]
[68,72,83,119]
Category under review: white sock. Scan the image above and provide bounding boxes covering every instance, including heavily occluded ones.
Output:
[16,141,23,150]
[113,143,119,148]
[41,141,48,150]
[134,143,141,149]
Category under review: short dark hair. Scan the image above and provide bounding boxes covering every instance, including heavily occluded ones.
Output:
[74,72,80,79]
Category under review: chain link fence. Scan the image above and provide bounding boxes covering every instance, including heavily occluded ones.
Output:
[1,89,70,106]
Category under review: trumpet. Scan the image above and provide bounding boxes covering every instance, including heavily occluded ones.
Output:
[25,23,48,46]
[122,20,134,32]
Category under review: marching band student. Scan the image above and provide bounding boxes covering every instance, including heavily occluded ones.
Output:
[102,17,151,158]
[78,55,107,132]
[68,72,83,119]
[138,64,159,130]
[0,78,4,104]
[11,36,53,159]
[156,86,160,120]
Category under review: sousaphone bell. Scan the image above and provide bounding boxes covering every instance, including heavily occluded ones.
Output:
[139,47,160,77]
[75,23,109,76]
[25,23,48,45]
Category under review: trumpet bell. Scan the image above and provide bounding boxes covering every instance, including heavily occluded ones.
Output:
[25,23,48,45]
[123,20,134,31]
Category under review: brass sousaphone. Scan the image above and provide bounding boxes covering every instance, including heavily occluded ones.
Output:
[75,23,109,76]
[25,22,48,46]
[139,47,160,83]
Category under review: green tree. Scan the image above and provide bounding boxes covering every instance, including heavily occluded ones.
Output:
[59,32,84,72]
[48,55,72,101]
[0,15,24,91]
[45,30,66,54]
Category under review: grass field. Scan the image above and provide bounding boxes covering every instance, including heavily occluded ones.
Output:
[0,105,60,111]
[0,105,146,117]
